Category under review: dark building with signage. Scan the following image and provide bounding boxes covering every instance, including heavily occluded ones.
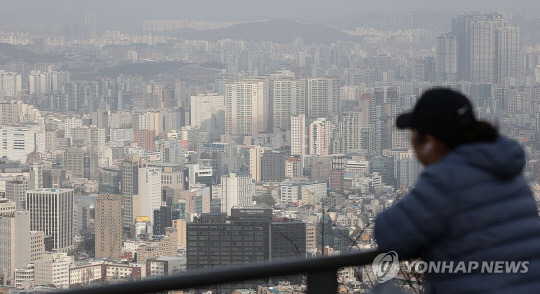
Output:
[186,207,306,292]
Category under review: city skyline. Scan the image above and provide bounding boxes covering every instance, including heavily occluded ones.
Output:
[0,7,538,292]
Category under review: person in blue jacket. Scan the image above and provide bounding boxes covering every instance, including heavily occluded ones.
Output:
[374,88,540,293]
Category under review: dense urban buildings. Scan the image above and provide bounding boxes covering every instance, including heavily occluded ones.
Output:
[0,7,538,293]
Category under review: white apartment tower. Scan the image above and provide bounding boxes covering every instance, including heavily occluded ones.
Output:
[309,118,333,156]
[290,114,306,157]
[190,93,225,141]
[307,77,340,118]
[26,189,74,252]
[0,70,22,97]
[271,78,307,130]
[225,79,270,139]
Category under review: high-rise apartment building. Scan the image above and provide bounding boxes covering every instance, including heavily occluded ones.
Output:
[452,13,519,83]
[0,70,22,97]
[290,114,306,157]
[95,194,122,260]
[225,79,270,139]
[333,112,365,154]
[190,93,225,141]
[308,118,333,156]
[435,34,458,82]
[307,77,340,118]
[26,189,74,252]
[497,26,520,83]
[271,78,307,130]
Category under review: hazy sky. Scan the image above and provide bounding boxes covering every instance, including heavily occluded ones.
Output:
[0,0,538,31]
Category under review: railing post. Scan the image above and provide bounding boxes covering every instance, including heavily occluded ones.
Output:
[307,268,337,294]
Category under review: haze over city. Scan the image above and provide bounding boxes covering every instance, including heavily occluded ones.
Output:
[0,1,539,293]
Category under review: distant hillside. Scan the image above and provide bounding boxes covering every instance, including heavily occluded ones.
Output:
[178,19,356,43]
[0,43,64,64]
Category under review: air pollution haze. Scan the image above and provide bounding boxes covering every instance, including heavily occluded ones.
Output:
[0,0,539,30]
[0,0,539,293]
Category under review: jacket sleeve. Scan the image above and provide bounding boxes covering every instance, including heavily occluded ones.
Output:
[374,169,455,259]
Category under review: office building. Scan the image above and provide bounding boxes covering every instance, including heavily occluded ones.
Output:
[134,129,156,151]
[221,173,254,215]
[285,155,302,179]
[6,177,28,210]
[261,152,287,183]
[122,155,144,232]
[95,194,123,260]
[280,181,328,206]
[0,207,31,281]
[30,230,45,263]
[26,189,74,252]
[0,125,41,163]
[181,185,211,217]
[34,253,72,289]
[98,167,121,194]
[135,167,162,224]
[146,257,184,277]
[153,205,172,236]
[238,145,263,182]
[187,207,306,292]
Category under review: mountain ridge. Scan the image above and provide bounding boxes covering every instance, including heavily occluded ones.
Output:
[177,19,357,43]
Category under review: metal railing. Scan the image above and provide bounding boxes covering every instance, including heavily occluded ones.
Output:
[63,249,380,294]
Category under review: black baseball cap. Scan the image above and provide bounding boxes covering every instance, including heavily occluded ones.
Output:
[396,88,476,147]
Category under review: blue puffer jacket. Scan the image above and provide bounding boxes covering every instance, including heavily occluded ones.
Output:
[375,136,540,293]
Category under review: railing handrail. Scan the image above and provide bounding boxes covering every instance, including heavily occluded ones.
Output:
[61,249,380,294]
